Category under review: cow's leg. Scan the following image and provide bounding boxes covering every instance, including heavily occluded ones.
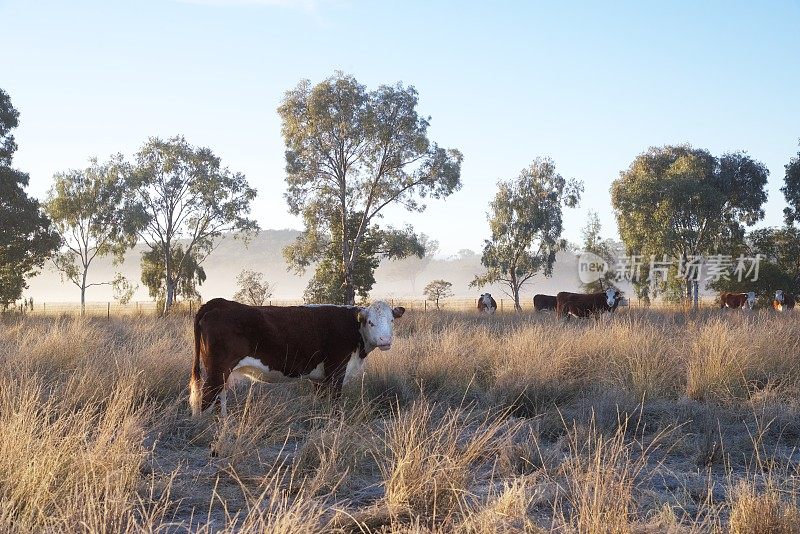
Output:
[323,358,346,399]
[200,365,225,415]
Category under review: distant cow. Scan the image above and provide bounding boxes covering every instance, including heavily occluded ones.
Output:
[533,294,557,311]
[773,290,796,312]
[720,292,756,310]
[189,298,405,417]
[477,293,497,314]
[556,288,623,321]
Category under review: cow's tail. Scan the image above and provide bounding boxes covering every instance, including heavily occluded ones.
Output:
[189,309,205,418]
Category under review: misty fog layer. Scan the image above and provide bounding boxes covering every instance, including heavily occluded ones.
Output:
[25,230,590,304]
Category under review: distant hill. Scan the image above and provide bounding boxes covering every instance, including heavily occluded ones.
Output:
[25,229,601,304]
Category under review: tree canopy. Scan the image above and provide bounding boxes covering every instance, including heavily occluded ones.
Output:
[233,270,274,306]
[279,72,462,304]
[611,145,768,306]
[579,211,618,293]
[45,156,134,313]
[123,136,258,313]
[423,279,453,309]
[472,157,582,310]
[0,88,59,308]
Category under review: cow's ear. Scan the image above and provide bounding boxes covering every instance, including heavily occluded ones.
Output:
[392,306,406,318]
[356,310,366,324]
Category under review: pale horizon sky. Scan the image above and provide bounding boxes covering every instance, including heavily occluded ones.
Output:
[2,0,799,257]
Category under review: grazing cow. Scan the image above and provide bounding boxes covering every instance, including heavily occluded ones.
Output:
[477,293,497,314]
[533,294,557,312]
[189,298,405,417]
[556,288,623,321]
[720,292,756,310]
[773,290,796,312]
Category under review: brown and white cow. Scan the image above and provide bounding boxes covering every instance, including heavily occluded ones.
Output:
[719,292,756,310]
[773,290,796,312]
[533,294,557,312]
[477,293,497,314]
[189,298,405,417]
[556,288,623,321]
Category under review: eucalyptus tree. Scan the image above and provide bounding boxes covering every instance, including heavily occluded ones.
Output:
[611,145,768,308]
[279,72,462,305]
[471,157,582,310]
[46,156,134,314]
[579,210,617,293]
[0,88,59,308]
[423,279,453,309]
[124,136,258,313]
[233,270,274,306]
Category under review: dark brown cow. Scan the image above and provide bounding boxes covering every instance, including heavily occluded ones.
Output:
[533,294,557,311]
[773,290,796,312]
[477,293,497,314]
[189,298,405,417]
[556,289,623,320]
[720,292,756,310]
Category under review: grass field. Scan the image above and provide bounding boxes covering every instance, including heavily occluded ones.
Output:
[1,308,799,532]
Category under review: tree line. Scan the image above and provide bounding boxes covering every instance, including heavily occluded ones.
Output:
[2,75,800,313]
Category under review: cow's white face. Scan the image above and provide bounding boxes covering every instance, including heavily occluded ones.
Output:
[746,291,756,309]
[358,301,405,351]
[775,290,784,303]
[605,288,617,307]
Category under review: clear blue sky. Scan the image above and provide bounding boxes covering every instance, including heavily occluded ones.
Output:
[2,0,799,256]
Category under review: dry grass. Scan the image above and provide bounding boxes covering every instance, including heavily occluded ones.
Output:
[0,307,799,532]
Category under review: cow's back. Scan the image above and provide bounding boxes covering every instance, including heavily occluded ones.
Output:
[533,294,557,311]
[197,300,361,377]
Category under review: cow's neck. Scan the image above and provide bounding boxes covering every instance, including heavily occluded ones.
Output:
[358,329,373,356]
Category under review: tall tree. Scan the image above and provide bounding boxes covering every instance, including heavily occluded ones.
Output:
[45,156,134,314]
[471,158,582,310]
[0,88,59,309]
[124,136,258,313]
[782,141,800,226]
[279,72,462,305]
[579,210,617,293]
[611,145,768,308]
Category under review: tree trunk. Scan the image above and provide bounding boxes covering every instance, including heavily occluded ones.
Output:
[165,279,175,314]
[342,260,356,306]
[692,280,699,309]
[510,272,522,311]
[164,244,174,314]
[80,269,87,318]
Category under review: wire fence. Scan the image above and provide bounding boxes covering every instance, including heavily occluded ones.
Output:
[9,296,715,318]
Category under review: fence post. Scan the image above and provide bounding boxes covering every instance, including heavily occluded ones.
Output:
[43,303,46,314]
[107,302,110,321]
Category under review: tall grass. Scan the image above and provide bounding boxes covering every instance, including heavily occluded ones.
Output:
[0,308,798,531]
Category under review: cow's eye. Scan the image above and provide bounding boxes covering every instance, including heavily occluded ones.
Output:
[368,321,375,327]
